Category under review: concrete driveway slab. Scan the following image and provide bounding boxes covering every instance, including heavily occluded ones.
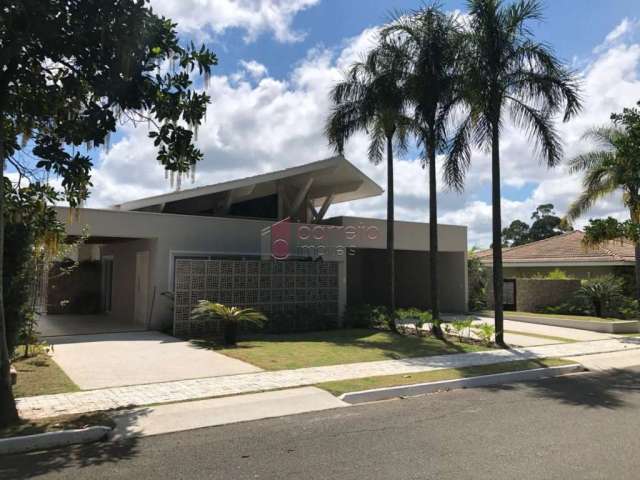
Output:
[568,350,640,371]
[111,387,347,439]
[49,331,261,390]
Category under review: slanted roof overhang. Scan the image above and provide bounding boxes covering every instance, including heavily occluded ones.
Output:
[114,155,383,212]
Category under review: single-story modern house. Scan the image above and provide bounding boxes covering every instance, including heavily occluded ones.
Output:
[50,156,469,336]
[476,230,636,280]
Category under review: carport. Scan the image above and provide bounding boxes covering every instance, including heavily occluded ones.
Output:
[43,232,158,337]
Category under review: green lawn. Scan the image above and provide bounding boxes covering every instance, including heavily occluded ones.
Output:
[317,358,577,396]
[12,351,79,398]
[195,329,489,371]
[481,310,635,323]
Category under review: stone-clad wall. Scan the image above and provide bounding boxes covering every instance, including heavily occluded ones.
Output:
[487,278,581,312]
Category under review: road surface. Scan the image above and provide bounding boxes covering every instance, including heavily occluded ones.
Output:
[4,367,640,479]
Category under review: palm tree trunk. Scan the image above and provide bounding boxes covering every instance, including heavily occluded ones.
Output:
[386,134,397,332]
[491,121,506,347]
[635,243,640,301]
[0,121,20,427]
[632,206,640,301]
[427,139,442,338]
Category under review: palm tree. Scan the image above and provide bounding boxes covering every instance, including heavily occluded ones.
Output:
[566,122,640,300]
[326,43,411,329]
[191,301,266,346]
[380,5,466,337]
[445,0,582,346]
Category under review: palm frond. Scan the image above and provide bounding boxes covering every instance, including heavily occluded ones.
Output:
[444,114,473,191]
[507,96,562,167]
[567,150,615,174]
[566,174,618,221]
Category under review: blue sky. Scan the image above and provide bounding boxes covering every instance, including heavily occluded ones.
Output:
[79,0,640,247]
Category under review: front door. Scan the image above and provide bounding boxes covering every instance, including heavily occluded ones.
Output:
[134,251,150,326]
[503,279,517,311]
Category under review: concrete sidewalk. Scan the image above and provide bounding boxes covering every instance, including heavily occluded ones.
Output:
[110,387,347,439]
[16,336,640,420]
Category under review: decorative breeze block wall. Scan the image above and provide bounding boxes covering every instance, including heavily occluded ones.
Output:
[173,258,339,336]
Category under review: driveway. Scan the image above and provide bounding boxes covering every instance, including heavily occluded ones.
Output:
[48,331,262,390]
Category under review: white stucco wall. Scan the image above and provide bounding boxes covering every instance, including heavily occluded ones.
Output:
[56,207,469,329]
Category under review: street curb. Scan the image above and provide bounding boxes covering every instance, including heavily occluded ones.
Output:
[338,364,584,404]
[0,426,112,456]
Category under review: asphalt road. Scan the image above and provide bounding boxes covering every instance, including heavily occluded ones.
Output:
[4,368,640,480]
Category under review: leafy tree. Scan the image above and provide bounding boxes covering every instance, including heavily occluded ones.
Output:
[191,301,266,346]
[325,42,411,327]
[0,0,216,426]
[528,204,571,242]
[566,103,640,300]
[502,204,571,246]
[502,219,530,247]
[445,0,581,345]
[380,5,466,337]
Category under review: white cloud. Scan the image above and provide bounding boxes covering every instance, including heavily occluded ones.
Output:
[605,17,637,44]
[239,60,268,80]
[86,18,640,248]
[150,0,319,43]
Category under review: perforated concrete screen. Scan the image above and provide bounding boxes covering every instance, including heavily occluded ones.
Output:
[173,258,339,336]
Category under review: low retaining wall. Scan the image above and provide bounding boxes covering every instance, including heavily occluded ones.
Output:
[503,312,640,334]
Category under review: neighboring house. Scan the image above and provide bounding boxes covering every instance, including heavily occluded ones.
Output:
[52,156,469,336]
[476,230,636,280]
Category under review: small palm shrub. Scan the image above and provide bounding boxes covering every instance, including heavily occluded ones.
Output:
[576,275,625,318]
[451,318,474,342]
[395,308,433,336]
[474,323,496,346]
[191,301,267,346]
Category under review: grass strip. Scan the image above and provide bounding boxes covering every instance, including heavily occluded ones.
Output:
[0,412,115,439]
[12,351,79,398]
[316,358,577,396]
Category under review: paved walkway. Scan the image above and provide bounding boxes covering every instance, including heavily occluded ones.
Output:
[17,336,640,419]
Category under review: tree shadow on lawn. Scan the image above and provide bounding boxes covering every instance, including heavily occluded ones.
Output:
[189,328,484,362]
[479,368,640,410]
[0,407,151,479]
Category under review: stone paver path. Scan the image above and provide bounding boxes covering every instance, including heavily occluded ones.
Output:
[17,337,640,419]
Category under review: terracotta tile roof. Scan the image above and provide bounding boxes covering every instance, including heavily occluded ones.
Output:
[475,231,636,265]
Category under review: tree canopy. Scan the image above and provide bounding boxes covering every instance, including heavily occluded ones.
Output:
[0,0,216,426]
[501,204,571,247]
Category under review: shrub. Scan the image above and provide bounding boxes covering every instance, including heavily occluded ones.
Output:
[576,275,625,318]
[545,268,571,280]
[539,297,591,316]
[191,301,267,346]
[4,222,36,357]
[343,304,375,328]
[266,308,338,334]
[618,297,640,320]
[468,252,488,311]
[451,318,474,341]
[473,323,495,345]
[395,308,433,336]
